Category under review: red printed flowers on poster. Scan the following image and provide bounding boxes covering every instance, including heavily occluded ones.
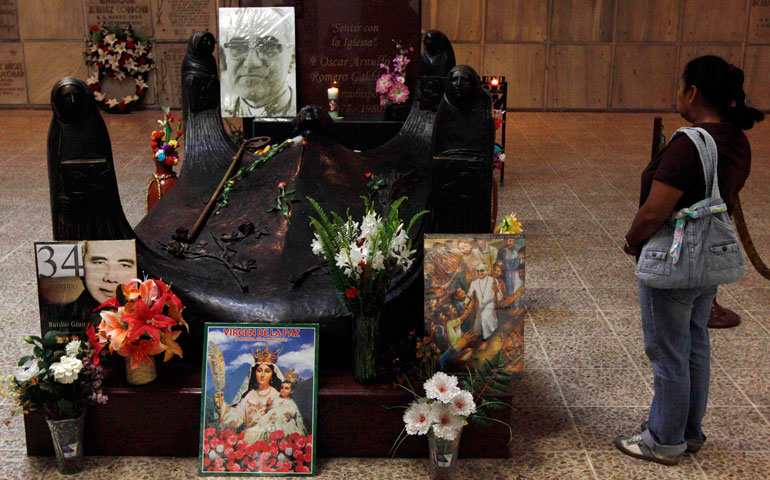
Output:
[202,428,313,473]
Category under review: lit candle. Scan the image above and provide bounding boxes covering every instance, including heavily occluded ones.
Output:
[327,86,339,99]
[328,84,340,119]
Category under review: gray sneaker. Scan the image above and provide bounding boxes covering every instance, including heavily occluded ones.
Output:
[615,433,682,466]
[639,421,702,454]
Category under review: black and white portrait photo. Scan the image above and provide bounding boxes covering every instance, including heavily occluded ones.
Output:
[219,7,297,119]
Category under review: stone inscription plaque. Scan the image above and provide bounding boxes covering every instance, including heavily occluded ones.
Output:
[242,0,420,114]
[0,43,27,104]
[750,0,770,43]
[86,0,153,37]
[153,0,216,41]
[0,0,18,40]
[155,42,187,108]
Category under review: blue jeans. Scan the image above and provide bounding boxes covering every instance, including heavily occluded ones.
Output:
[638,279,718,456]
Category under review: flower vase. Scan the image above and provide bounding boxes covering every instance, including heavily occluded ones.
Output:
[46,412,86,475]
[124,356,157,385]
[428,430,462,480]
[351,312,379,384]
[146,160,177,212]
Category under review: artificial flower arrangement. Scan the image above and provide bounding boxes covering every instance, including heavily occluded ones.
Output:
[308,195,427,382]
[494,212,523,234]
[375,40,414,107]
[84,23,154,113]
[89,278,187,371]
[151,107,184,167]
[203,428,312,473]
[1,331,107,422]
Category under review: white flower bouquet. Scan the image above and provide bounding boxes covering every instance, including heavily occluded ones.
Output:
[1,331,107,422]
[307,195,427,383]
[401,372,476,442]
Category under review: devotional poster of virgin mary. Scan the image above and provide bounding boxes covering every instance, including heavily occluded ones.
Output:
[200,324,318,475]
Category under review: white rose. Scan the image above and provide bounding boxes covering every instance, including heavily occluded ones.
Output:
[14,358,41,383]
[65,340,82,358]
[50,356,83,384]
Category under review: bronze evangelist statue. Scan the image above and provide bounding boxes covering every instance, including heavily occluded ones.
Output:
[429,65,494,233]
[45,31,493,367]
[417,29,456,111]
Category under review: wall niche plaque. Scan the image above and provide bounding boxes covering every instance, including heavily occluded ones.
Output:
[0,43,27,104]
[0,0,18,40]
[86,0,153,37]
[241,0,420,115]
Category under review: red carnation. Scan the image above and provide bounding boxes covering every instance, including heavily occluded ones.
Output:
[137,88,145,95]
[277,181,287,189]
[364,172,372,178]
[118,102,126,111]
[139,57,146,65]
[89,25,99,31]
[126,41,135,48]
[345,287,358,299]
[150,141,157,149]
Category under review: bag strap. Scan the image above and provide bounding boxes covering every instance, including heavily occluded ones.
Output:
[674,127,721,200]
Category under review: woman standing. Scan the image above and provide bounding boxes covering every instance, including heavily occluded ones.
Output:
[616,56,764,465]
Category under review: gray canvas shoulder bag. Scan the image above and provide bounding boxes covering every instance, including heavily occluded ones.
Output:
[635,126,746,289]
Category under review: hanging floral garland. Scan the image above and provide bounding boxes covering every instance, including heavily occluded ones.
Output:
[84,24,154,113]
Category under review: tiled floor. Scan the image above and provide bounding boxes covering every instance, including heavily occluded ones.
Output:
[1,110,769,479]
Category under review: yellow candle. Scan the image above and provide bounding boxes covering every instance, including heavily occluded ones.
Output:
[327,87,339,100]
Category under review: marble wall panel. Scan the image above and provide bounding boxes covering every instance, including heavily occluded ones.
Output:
[430,0,483,41]
[548,44,611,109]
[615,0,680,42]
[483,43,546,109]
[744,45,770,109]
[748,0,770,43]
[486,0,548,42]
[682,0,747,42]
[154,42,187,108]
[0,0,19,40]
[0,42,26,103]
[85,0,154,38]
[17,0,83,40]
[152,0,217,42]
[611,45,678,110]
[23,41,87,105]
[551,0,616,42]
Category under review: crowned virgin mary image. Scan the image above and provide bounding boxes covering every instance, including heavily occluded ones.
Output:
[202,325,317,474]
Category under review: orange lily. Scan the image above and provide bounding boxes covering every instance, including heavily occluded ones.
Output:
[159,330,183,362]
[98,310,130,352]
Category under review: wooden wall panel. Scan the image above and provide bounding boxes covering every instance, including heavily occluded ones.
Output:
[453,43,483,70]
[0,0,19,40]
[551,0,616,42]
[678,45,743,75]
[431,0,483,41]
[18,0,83,40]
[744,46,770,110]
[422,0,433,34]
[615,0,680,42]
[682,0,747,42]
[548,44,611,109]
[612,45,677,109]
[24,41,88,104]
[483,44,546,109]
[486,0,548,42]
[748,2,770,43]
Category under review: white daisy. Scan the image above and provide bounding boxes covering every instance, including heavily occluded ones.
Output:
[448,390,476,417]
[403,400,433,435]
[429,402,464,441]
[311,234,323,256]
[424,371,460,403]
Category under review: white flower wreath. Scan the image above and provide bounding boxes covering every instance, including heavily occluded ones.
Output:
[84,24,155,113]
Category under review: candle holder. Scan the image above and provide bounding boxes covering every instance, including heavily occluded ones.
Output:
[327,85,340,119]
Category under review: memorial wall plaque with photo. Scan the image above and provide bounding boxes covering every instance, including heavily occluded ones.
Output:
[0,42,27,104]
[242,0,420,114]
[86,0,153,37]
[153,0,217,41]
[424,234,525,374]
[0,0,18,40]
